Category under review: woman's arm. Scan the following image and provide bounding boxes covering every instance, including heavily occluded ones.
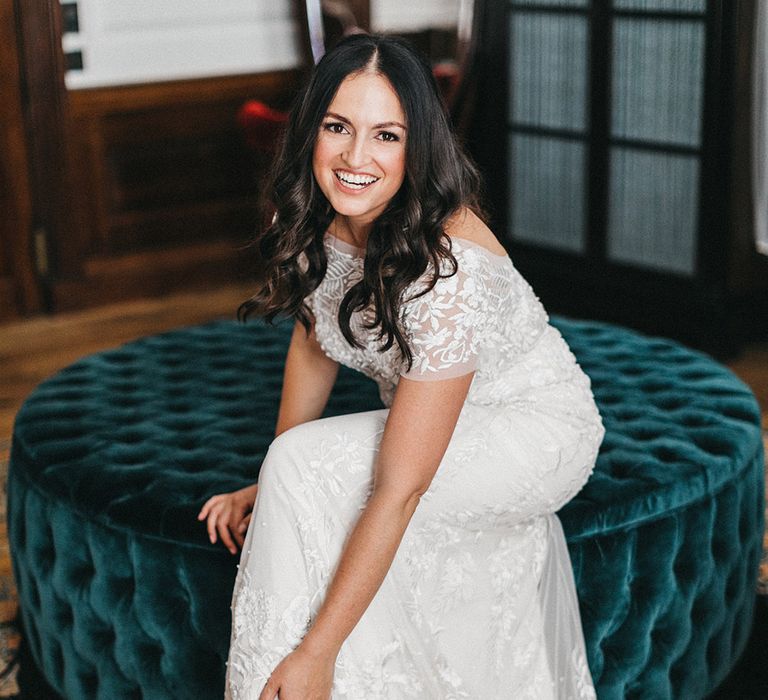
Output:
[259,370,474,699]
[275,318,340,437]
[198,318,339,553]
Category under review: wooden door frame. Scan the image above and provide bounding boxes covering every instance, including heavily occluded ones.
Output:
[0,0,45,318]
[14,0,80,283]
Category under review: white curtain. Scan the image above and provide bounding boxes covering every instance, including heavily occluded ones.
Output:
[753,0,768,255]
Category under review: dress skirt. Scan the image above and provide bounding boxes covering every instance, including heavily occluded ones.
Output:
[225,398,601,699]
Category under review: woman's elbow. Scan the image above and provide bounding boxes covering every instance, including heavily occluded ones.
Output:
[370,482,428,516]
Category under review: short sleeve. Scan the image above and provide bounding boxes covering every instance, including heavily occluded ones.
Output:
[399,264,484,381]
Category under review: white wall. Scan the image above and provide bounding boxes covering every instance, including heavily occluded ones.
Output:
[370,0,460,33]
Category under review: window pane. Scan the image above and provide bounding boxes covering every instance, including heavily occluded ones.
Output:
[613,0,705,12]
[612,17,705,146]
[509,12,589,131]
[608,148,698,275]
[509,134,586,253]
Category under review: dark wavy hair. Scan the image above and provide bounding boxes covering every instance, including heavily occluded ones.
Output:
[238,33,484,370]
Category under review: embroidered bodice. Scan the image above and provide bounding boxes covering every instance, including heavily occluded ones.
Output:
[306,233,596,410]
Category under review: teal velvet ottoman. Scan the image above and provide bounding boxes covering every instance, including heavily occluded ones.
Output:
[7,318,765,699]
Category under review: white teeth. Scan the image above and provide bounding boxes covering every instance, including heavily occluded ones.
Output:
[335,171,379,188]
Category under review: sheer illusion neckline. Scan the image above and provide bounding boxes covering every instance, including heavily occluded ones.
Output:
[324,231,510,264]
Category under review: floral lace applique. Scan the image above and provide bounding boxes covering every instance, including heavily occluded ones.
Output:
[227,235,603,699]
[334,637,425,698]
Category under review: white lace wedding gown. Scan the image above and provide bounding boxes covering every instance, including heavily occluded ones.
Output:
[225,232,605,699]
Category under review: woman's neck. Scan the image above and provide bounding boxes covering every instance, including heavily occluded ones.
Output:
[331,216,372,249]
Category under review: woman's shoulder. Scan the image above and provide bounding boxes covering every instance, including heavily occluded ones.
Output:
[404,210,508,306]
[443,207,508,259]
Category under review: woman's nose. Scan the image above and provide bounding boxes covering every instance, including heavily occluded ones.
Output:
[342,135,369,168]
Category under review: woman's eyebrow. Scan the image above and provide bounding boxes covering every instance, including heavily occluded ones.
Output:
[324,112,351,124]
[374,121,407,131]
[323,112,407,131]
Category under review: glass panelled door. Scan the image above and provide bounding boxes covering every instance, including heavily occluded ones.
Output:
[506,0,708,276]
[608,1,706,275]
[508,1,590,254]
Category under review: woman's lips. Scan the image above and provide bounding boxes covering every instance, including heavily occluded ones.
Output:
[334,170,380,191]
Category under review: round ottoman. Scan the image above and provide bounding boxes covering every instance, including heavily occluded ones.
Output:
[7,318,765,699]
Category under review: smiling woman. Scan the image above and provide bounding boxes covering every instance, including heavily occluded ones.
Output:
[199,33,605,700]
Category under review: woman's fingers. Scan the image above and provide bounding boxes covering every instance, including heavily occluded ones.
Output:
[233,513,252,547]
[217,506,238,554]
[199,491,256,554]
[197,494,219,520]
[230,510,246,548]
[238,513,252,534]
[206,503,222,544]
[233,517,246,548]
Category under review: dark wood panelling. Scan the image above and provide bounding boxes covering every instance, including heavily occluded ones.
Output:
[70,74,298,248]
[49,70,301,311]
[11,0,304,314]
[0,0,43,320]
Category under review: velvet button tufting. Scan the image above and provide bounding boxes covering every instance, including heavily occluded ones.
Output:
[6,317,764,699]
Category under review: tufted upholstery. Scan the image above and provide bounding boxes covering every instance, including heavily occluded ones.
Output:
[8,318,765,699]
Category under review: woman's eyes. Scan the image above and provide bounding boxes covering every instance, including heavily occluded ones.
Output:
[321,122,400,143]
[323,122,348,134]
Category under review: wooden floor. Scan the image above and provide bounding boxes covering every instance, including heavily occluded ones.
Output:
[0,285,766,698]
[727,345,768,429]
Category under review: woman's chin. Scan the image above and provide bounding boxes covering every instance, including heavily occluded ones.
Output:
[327,199,386,224]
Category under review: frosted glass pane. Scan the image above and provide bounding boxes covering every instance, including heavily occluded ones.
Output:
[612,18,704,146]
[613,0,705,12]
[510,13,589,131]
[509,135,586,253]
[608,148,698,275]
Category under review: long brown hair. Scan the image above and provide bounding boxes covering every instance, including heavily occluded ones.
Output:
[238,34,484,370]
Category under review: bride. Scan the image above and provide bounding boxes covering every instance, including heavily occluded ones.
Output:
[198,33,604,700]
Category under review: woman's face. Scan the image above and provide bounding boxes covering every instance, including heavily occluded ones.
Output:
[312,71,407,231]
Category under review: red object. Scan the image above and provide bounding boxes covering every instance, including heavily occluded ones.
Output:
[432,61,460,105]
[237,100,289,152]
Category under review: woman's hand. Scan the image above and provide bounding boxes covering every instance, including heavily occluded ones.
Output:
[197,483,259,554]
[258,644,336,700]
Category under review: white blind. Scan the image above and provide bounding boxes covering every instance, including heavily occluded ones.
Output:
[62,0,301,89]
